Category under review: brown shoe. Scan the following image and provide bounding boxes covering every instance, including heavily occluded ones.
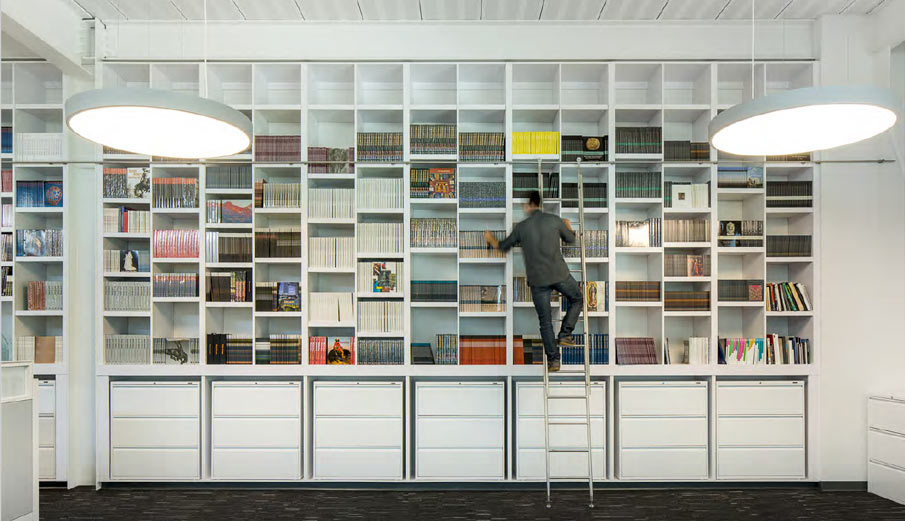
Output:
[557,336,577,346]
[548,359,561,372]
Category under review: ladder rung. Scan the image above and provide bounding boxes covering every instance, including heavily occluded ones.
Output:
[546,395,588,400]
[549,448,590,453]
[549,476,592,481]
[548,420,590,426]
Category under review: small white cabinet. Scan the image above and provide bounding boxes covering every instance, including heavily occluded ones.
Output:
[37,380,55,481]
[415,381,505,479]
[618,380,708,480]
[868,394,905,505]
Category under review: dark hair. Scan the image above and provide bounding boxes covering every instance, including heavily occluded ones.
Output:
[527,190,541,207]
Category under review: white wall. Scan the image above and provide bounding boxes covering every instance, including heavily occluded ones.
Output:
[817,14,905,483]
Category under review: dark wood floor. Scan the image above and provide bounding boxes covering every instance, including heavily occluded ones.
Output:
[40,487,905,521]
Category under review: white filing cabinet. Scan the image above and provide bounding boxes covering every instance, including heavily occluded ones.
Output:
[109,381,200,480]
[415,381,505,479]
[516,381,606,481]
[868,394,905,505]
[211,381,301,480]
[313,381,403,480]
[716,380,806,479]
[618,380,709,480]
[37,380,56,481]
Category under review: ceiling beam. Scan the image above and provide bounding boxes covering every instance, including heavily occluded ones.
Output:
[2,0,92,78]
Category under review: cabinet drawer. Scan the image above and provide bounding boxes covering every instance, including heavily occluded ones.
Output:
[314,383,402,417]
[38,447,55,480]
[717,447,805,479]
[869,429,905,470]
[213,383,301,417]
[111,383,199,417]
[517,417,605,449]
[38,384,55,414]
[620,448,709,479]
[416,383,503,417]
[213,417,300,449]
[38,416,55,447]
[212,449,301,480]
[869,398,905,436]
[417,417,503,449]
[868,461,905,505]
[621,417,708,448]
[315,417,402,449]
[111,448,199,480]
[718,417,804,447]
[314,449,403,479]
[517,383,606,417]
[517,449,606,480]
[416,449,504,479]
[111,417,199,448]
[619,383,707,417]
[718,383,804,416]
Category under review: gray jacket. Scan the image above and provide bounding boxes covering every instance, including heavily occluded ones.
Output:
[498,210,576,287]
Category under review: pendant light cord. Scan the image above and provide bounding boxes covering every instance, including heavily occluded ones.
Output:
[751,0,755,100]
[203,0,208,98]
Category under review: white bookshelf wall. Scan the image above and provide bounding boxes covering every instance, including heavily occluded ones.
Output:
[87,61,820,484]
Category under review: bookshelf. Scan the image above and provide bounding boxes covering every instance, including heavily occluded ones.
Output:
[91,60,820,484]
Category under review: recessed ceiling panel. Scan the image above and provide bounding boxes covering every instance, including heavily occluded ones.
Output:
[600,0,668,20]
[421,0,482,20]
[540,0,606,20]
[660,0,733,19]
[233,0,303,20]
[359,0,422,20]
[297,0,362,20]
[483,0,544,20]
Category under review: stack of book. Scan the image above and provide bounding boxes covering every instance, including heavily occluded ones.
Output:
[563,182,607,208]
[255,228,301,257]
[615,127,662,155]
[206,270,252,303]
[254,135,301,162]
[309,292,354,323]
[718,338,766,365]
[665,337,709,364]
[460,335,506,364]
[257,335,303,364]
[410,218,456,248]
[664,182,709,208]
[410,167,455,198]
[562,229,607,259]
[206,165,252,190]
[205,232,253,263]
[458,132,505,162]
[459,231,505,258]
[459,181,505,208]
[614,219,662,247]
[206,334,253,364]
[664,290,710,311]
[1,266,12,296]
[357,132,403,162]
[103,249,149,273]
[152,273,198,298]
[102,281,148,311]
[1,168,11,193]
[766,235,812,257]
[766,282,812,312]
[152,229,199,258]
[513,171,558,199]
[765,334,811,364]
[664,140,709,161]
[410,124,456,155]
[206,200,252,225]
[15,336,63,363]
[357,300,404,334]
[102,167,151,199]
[766,180,812,208]
[615,281,661,302]
[717,166,763,188]
[1,126,11,154]
[615,337,658,364]
[254,180,301,208]
[309,237,354,269]
[664,218,710,243]
[104,207,151,234]
[718,220,763,247]
[104,335,150,365]
[459,285,506,312]
[151,177,198,209]
[357,338,404,365]
[411,280,457,302]
[308,187,354,219]
[254,282,301,312]
[152,338,200,365]
[307,146,354,174]
[357,261,401,294]
[16,180,63,208]
[664,253,710,277]
[615,171,661,198]
[27,280,63,311]
[14,133,64,162]
[561,135,608,162]
[563,333,609,365]
[512,131,560,155]
[513,336,544,365]
[358,222,404,253]
[718,279,764,302]
[308,336,354,365]
[357,178,404,210]
[17,229,64,257]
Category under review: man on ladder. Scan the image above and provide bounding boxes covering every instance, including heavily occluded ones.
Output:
[483,188,583,373]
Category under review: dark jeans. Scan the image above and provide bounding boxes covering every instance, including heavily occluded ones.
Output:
[530,275,583,362]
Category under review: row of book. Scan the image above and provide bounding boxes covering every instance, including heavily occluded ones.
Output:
[15,133,64,162]
[664,290,710,311]
[563,334,609,365]
[664,140,709,161]
[765,282,812,312]
[717,166,763,189]
[561,135,607,162]
[411,280,457,302]
[307,146,354,174]
[309,237,354,268]
[718,279,764,302]
[718,220,763,247]
[357,132,403,162]
[102,167,151,199]
[1,266,11,296]
[718,337,811,365]
[562,281,608,312]
[766,181,812,208]
[308,336,354,365]
[563,181,607,208]
[154,338,201,365]
[16,180,63,208]
[615,127,662,155]
[153,273,198,298]
[460,335,507,364]
[104,335,150,365]
[1,127,10,155]
[411,218,456,248]
[460,181,505,208]
[615,281,661,302]
[358,222,404,253]
[615,171,661,198]
[1,168,10,193]
[562,229,608,258]
[153,229,199,258]
[766,334,811,365]
[206,232,253,263]
[664,182,710,209]
[357,261,401,293]
[2,203,10,227]
[513,171,558,199]
[103,207,151,234]
[255,135,301,162]
[17,229,64,257]
[357,300,404,333]
[257,335,304,364]
[459,230,505,259]
[16,336,63,364]
[309,187,354,219]
[104,249,149,273]
[357,338,404,365]
[254,180,301,208]
[25,280,63,311]
[459,132,505,162]
[614,219,662,248]
[206,334,254,364]
[410,167,455,198]
[357,178,404,210]
[206,165,252,189]
[1,234,11,262]
[614,337,658,364]
[309,292,354,323]
[664,253,711,277]
[766,235,811,257]
[410,124,456,155]
[255,228,302,257]
[206,270,251,303]
[665,337,709,365]
[512,131,560,155]
[411,334,458,364]
[459,285,506,312]
[206,199,252,224]
[103,281,150,311]
[664,217,710,243]
[151,177,198,209]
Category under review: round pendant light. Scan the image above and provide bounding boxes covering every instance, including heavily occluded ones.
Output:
[709,85,900,156]
[65,88,252,159]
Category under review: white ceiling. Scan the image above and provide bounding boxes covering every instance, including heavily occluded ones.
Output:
[70,0,894,22]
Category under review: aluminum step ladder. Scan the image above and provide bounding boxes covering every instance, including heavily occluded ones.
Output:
[537,158,594,508]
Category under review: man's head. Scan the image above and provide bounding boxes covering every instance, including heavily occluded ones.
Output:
[523,190,541,214]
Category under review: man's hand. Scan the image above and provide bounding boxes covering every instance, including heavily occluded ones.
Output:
[562,218,573,232]
[483,230,500,249]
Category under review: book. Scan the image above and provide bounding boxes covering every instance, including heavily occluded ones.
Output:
[410,124,456,155]
[206,199,252,224]
[411,281,457,302]
[718,220,763,248]
[614,219,661,247]
[410,218,456,248]
[615,127,662,155]
[356,132,403,162]
[718,279,765,302]
[428,168,456,198]
[277,282,300,311]
[458,132,505,162]
[512,131,560,155]
[358,223,404,253]
[411,343,435,365]
[368,262,398,293]
[357,301,404,333]
[254,135,301,162]
[326,337,354,365]
[664,218,710,243]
